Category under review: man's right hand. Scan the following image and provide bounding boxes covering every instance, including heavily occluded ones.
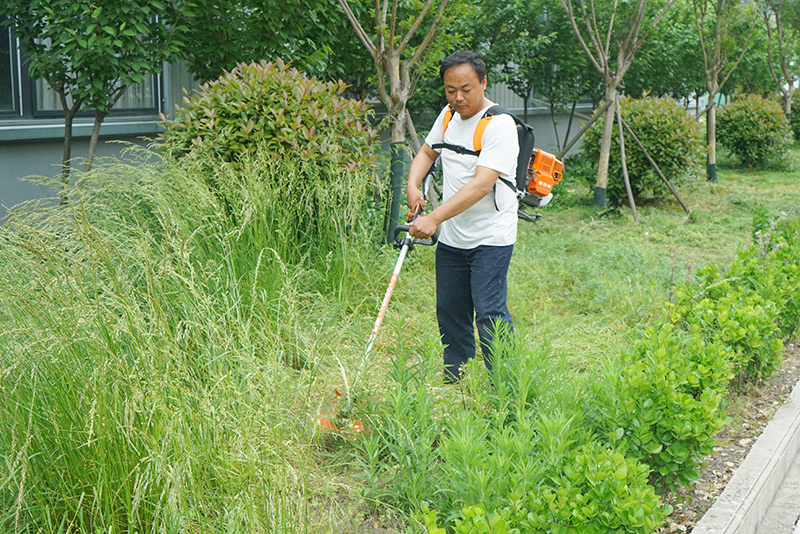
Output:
[407,187,426,212]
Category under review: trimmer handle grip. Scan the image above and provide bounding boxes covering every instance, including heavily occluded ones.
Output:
[393,224,437,247]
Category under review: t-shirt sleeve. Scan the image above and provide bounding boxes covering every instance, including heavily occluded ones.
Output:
[424,107,449,153]
[477,114,519,179]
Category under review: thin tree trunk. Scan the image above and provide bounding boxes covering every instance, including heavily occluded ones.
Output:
[707,94,718,182]
[595,85,618,207]
[549,101,562,152]
[84,110,107,172]
[405,112,421,154]
[784,91,792,121]
[58,90,82,206]
[563,101,577,150]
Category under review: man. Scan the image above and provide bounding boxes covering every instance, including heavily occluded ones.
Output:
[406,50,520,382]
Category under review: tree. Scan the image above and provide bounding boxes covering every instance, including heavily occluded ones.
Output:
[466,0,554,122]
[560,0,676,208]
[180,0,371,87]
[725,16,774,96]
[624,0,705,103]
[692,0,758,182]
[759,0,800,119]
[0,0,187,182]
[337,0,463,241]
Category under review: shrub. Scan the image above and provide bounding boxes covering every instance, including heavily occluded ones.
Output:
[591,325,730,491]
[424,442,668,533]
[581,95,704,206]
[521,442,668,532]
[159,59,377,180]
[717,94,793,166]
[791,91,800,140]
[670,261,784,385]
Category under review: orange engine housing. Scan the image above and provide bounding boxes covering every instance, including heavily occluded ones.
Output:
[526,149,563,197]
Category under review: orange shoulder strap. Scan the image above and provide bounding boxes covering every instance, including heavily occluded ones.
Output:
[442,106,454,138]
[473,116,494,152]
[442,107,495,153]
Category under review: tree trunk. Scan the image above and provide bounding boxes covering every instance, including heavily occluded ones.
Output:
[563,101,577,150]
[784,90,792,122]
[59,92,82,206]
[594,84,618,208]
[385,107,408,243]
[707,91,718,183]
[549,101,562,152]
[84,110,107,172]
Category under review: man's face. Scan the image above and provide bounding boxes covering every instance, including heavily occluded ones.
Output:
[442,62,487,120]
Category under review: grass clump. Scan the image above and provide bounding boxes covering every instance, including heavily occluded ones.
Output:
[0,145,384,533]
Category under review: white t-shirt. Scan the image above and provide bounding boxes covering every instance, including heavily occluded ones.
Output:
[425,103,520,249]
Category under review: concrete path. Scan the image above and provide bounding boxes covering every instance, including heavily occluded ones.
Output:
[692,377,800,534]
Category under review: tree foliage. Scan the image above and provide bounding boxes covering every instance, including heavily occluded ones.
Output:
[625,0,704,102]
[181,0,373,92]
[560,0,675,205]
[0,0,187,176]
[757,0,800,117]
[691,0,759,180]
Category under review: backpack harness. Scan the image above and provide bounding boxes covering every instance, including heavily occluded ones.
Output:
[430,105,563,212]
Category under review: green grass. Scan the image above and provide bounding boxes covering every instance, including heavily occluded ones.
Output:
[0,145,797,532]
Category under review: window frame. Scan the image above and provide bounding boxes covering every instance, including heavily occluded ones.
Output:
[2,20,164,121]
[0,22,22,117]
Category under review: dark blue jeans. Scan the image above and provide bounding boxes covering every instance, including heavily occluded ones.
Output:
[435,242,514,381]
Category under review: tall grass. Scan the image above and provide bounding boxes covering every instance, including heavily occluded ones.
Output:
[0,146,384,533]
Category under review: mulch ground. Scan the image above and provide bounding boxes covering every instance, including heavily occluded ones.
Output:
[657,341,800,533]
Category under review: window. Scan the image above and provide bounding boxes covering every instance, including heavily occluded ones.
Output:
[34,76,158,115]
[0,23,18,113]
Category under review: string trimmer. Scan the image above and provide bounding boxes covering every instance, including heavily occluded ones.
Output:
[336,163,438,419]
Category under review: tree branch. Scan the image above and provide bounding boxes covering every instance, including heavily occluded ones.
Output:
[399,0,437,55]
[337,0,377,57]
[561,0,605,74]
[407,0,448,70]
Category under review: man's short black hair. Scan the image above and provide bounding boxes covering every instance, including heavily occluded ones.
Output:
[440,50,487,82]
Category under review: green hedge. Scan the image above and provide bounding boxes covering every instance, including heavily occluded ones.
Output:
[717,94,793,166]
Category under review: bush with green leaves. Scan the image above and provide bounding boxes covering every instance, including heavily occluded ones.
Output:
[790,91,800,140]
[717,94,793,166]
[423,442,668,534]
[580,95,704,205]
[746,208,800,338]
[521,442,668,533]
[669,262,784,385]
[159,59,376,178]
[590,325,730,491]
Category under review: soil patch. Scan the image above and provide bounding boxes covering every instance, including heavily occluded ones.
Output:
[658,341,800,533]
